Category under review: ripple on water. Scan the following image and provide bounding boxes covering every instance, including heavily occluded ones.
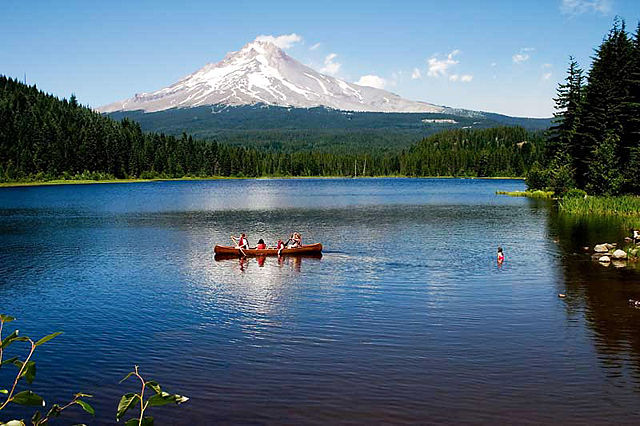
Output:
[1,178,640,423]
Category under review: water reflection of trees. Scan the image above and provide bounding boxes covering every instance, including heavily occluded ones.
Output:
[547,209,640,382]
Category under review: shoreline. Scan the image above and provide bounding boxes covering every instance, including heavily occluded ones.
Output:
[0,175,525,188]
[498,190,640,226]
[496,190,555,199]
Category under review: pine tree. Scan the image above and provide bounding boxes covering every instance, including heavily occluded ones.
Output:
[547,57,583,161]
[622,22,640,192]
[544,57,583,193]
[576,18,633,189]
[587,131,624,195]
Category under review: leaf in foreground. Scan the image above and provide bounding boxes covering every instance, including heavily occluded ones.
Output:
[1,330,29,349]
[145,380,161,394]
[124,416,154,426]
[75,399,95,415]
[35,331,62,347]
[0,356,18,369]
[116,393,139,421]
[1,420,26,426]
[147,392,189,407]
[11,390,45,406]
[119,371,136,384]
[12,360,36,384]
[0,314,16,323]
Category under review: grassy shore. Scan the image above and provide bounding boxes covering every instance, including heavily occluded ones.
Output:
[559,195,640,218]
[495,190,554,199]
[498,189,640,226]
[0,175,524,188]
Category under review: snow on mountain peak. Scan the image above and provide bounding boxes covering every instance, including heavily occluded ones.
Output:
[98,39,444,114]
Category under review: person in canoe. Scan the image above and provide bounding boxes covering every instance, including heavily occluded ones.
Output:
[256,238,267,250]
[286,232,302,249]
[231,233,249,249]
[292,232,302,248]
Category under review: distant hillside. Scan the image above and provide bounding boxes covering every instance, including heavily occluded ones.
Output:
[107,105,551,152]
[0,76,545,181]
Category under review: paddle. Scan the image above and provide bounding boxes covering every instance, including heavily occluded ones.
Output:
[279,237,293,256]
[231,236,247,257]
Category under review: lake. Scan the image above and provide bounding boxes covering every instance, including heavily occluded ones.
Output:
[1,178,639,424]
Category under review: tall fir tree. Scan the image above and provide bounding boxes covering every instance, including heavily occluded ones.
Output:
[622,22,640,192]
[574,18,634,192]
[545,57,583,193]
[547,57,583,160]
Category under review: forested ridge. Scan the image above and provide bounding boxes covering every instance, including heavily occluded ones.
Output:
[529,19,640,195]
[107,104,551,153]
[0,75,544,182]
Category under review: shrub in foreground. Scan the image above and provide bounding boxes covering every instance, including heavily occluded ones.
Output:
[1,314,188,425]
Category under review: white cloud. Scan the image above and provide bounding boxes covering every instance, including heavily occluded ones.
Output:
[310,42,322,51]
[411,68,422,79]
[427,50,460,77]
[255,33,302,49]
[320,53,341,75]
[543,63,552,68]
[449,74,473,83]
[560,0,612,15]
[513,53,529,64]
[513,48,535,64]
[355,74,386,89]
[543,72,553,80]
[491,62,497,67]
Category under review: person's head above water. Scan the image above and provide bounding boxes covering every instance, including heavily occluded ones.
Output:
[498,246,503,253]
[258,238,265,244]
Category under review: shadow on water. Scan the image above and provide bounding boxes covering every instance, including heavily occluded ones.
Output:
[546,207,640,385]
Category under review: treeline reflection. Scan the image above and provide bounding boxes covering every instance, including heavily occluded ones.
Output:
[548,209,640,384]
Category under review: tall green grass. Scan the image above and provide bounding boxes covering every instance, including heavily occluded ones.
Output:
[559,195,640,227]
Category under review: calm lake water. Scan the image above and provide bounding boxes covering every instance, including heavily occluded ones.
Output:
[1,178,640,424]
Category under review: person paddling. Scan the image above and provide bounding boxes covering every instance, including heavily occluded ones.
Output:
[276,239,285,256]
[231,233,249,256]
[232,233,248,249]
[497,246,505,264]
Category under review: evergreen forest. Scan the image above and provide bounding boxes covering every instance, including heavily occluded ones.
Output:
[0,75,544,182]
[528,19,640,195]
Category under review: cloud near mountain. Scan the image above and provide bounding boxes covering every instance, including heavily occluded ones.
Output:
[98,38,445,114]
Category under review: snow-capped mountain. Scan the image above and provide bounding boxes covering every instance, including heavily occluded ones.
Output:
[98,39,446,114]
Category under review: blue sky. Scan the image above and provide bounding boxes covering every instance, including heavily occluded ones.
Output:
[1,0,638,117]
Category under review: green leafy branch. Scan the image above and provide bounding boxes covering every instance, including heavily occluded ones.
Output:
[0,314,94,425]
[117,365,189,426]
[1,314,188,425]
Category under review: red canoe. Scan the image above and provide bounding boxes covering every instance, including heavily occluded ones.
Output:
[214,243,323,257]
